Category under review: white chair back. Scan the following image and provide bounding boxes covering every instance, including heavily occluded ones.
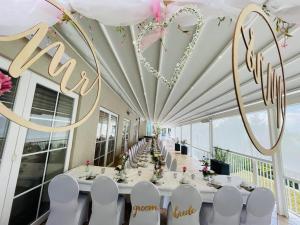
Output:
[243,188,275,225]
[130,181,160,225]
[170,185,202,225]
[210,186,243,225]
[166,152,172,169]
[170,159,177,172]
[89,176,119,225]
[47,174,80,225]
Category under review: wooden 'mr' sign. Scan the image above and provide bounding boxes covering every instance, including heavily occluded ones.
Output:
[0,0,101,132]
[232,4,286,155]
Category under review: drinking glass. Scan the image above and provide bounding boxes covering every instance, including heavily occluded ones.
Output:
[173,172,177,179]
[191,173,195,180]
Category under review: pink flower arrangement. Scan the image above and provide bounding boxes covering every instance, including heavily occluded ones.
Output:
[0,71,13,96]
[182,166,187,173]
[85,160,90,166]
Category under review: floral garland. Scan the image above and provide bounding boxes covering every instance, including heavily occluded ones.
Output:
[134,7,204,88]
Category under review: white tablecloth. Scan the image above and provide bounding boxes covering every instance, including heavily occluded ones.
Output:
[67,166,250,203]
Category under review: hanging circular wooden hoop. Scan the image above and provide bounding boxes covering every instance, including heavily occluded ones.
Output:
[0,0,102,132]
[232,4,286,156]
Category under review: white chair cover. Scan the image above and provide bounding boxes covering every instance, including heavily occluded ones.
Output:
[46,174,89,225]
[168,184,202,225]
[200,186,243,225]
[130,181,160,225]
[170,159,177,172]
[166,152,172,169]
[89,176,125,225]
[241,188,275,225]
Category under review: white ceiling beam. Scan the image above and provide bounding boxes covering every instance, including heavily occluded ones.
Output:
[158,16,259,123]
[171,69,300,125]
[130,26,152,120]
[156,25,206,122]
[162,25,300,123]
[100,24,149,120]
[52,27,145,119]
[168,53,300,124]
[153,35,166,122]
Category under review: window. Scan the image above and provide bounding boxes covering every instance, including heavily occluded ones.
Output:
[282,103,300,180]
[94,109,118,166]
[181,125,190,144]
[9,83,76,225]
[191,122,210,160]
[94,111,109,166]
[213,111,271,160]
[121,119,130,152]
[175,127,181,142]
[0,69,18,163]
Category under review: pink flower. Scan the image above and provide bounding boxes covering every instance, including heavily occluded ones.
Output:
[0,71,13,96]
[85,160,90,166]
[182,166,187,173]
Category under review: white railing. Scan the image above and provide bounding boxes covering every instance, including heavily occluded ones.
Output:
[217,148,300,217]
[285,177,300,215]
[191,146,211,160]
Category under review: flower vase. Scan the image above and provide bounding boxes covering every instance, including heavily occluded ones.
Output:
[85,165,89,173]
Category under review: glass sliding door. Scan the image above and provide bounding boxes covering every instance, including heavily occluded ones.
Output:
[94,111,109,166]
[94,108,118,166]
[106,115,118,166]
[8,84,76,225]
[0,70,78,225]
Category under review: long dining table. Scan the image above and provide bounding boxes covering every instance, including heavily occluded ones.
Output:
[66,165,251,203]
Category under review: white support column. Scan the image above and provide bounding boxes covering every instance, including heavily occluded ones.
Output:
[268,107,289,217]
[190,124,193,157]
[180,126,183,143]
[209,119,214,158]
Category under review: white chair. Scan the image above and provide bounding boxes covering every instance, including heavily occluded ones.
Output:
[168,184,202,225]
[170,159,177,172]
[89,176,125,225]
[46,174,89,225]
[166,152,172,169]
[200,186,243,225]
[129,181,160,225]
[240,188,275,225]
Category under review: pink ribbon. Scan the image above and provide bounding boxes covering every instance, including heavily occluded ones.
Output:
[140,0,165,50]
[151,0,163,22]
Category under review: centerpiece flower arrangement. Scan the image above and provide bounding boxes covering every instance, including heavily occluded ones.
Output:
[180,166,188,184]
[115,153,129,174]
[154,160,163,179]
[85,160,90,172]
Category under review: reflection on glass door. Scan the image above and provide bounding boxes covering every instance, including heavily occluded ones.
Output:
[106,115,117,165]
[1,74,78,225]
[94,111,109,166]
[94,108,118,166]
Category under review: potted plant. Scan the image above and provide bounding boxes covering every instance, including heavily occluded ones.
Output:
[210,147,230,175]
[180,140,188,155]
[175,139,180,151]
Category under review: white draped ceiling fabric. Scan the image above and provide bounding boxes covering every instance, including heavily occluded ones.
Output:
[0,0,299,35]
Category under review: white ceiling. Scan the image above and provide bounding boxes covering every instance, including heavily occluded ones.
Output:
[54,12,300,126]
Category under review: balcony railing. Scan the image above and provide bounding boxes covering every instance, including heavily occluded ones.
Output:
[216,147,300,216]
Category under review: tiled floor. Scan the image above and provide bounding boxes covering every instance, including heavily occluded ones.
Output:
[272,212,300,225]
